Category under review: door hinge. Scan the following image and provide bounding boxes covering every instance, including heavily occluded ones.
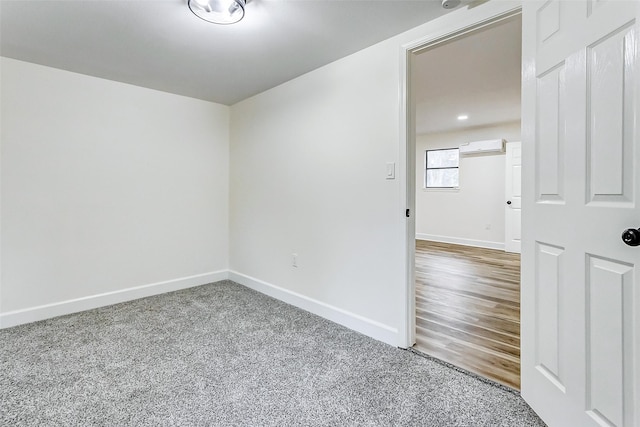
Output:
[406,209,410,218]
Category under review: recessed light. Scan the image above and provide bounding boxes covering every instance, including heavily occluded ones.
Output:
[457,115,469,121]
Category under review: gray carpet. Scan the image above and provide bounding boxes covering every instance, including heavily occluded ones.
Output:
[1,281,545,426]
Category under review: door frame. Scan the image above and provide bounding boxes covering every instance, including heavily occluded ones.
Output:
[398,2,522,348]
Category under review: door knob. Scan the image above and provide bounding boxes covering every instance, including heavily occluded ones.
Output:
[506,200,512,205]
[621,228,640,246]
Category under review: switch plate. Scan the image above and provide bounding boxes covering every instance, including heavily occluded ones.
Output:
[386,162,395,180]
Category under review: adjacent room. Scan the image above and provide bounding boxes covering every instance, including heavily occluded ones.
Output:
[411,16,523,389]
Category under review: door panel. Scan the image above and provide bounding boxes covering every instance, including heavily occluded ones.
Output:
[522,1,639,426]
[587,24,635,204]
[586,255,632,427]
[536,64,565,203]
[534,242,564,391]
[505,141,522,253]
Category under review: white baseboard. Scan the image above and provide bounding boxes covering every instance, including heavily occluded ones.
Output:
[416,233,505,251]
[0,270,229,329]
[228,270,400,347]
[1,269,402,348]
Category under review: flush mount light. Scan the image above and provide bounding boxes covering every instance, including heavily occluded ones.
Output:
[457,115,469,121]
[188,0,246,25]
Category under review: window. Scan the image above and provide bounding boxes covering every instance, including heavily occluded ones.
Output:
[425,148,459,188]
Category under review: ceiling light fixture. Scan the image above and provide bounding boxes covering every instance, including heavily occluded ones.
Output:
[457,115,469,121]
[188,0,246,25]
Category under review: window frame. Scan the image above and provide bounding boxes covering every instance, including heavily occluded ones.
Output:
[424,148,460,189]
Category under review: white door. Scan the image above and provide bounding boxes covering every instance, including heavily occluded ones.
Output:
[505,141,522,253]
[521,1,639,426]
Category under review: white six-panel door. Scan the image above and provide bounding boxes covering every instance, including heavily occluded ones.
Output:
[505,141,522,253]
[521,1,639,426]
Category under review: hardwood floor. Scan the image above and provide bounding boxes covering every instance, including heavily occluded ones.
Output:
[414,240,521,389]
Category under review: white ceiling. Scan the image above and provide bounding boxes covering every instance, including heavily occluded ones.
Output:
[0,0,461,106]
[413,15,522,135]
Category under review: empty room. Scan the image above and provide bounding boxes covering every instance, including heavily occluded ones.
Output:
[1,1,638,426]
[411,16,523,390]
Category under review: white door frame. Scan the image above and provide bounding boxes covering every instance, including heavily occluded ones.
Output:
[398,2,522,349]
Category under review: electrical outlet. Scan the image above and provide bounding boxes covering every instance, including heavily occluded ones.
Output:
[292,253,298,268]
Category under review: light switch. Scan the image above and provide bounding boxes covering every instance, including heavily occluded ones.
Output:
[386,162,395,180]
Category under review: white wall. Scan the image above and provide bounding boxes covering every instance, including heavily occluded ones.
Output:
[229,44,404,343]
[0,58,229,325]
[230,1,520,346]
[415,121,521,249]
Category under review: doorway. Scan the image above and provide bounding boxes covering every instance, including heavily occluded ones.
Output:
[408,13,523,389]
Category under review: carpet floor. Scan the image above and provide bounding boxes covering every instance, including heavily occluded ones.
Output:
[1,281,546,426]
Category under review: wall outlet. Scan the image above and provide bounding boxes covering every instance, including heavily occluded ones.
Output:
[292,253,298,268]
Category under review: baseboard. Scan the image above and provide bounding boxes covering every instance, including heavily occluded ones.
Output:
[416,233,504,251]
[228,271,400,347]
[0,270,229,329]
[2,269,402,347]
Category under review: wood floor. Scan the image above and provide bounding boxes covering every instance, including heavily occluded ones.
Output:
[414,240,521,389]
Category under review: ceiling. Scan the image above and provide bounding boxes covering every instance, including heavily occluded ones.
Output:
[0,0,462,106]
[413,15,522,135]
